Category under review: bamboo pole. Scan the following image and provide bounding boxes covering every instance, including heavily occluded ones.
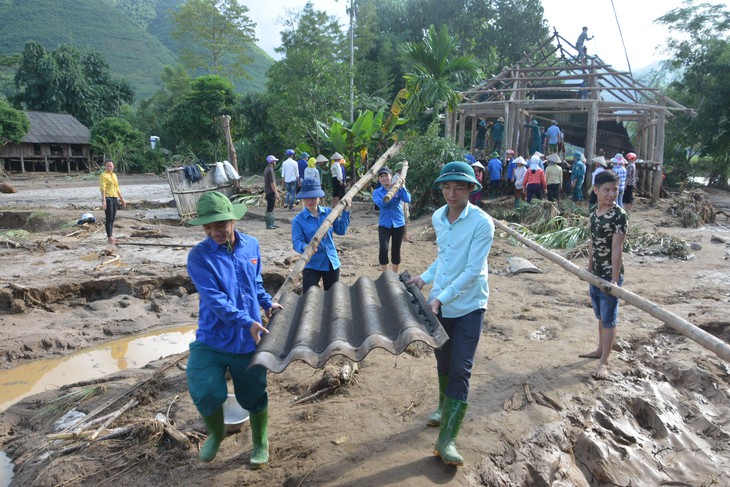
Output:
[492,218,730,363]
[272,141,404,302]
[383,160,408,203]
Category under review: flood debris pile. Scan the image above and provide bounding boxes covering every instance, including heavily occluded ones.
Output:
[670,189,716,227]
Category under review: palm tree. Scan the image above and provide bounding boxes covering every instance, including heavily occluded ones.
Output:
[402,24,481,130]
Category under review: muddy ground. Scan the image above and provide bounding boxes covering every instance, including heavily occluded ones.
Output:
[0,173,729,486]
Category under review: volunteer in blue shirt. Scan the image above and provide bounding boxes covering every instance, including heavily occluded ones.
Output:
[186,191,282,467]
[408,161,494,467]
[372,166,411,274]
[291,179,352,292]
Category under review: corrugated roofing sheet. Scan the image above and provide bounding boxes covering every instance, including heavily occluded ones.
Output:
[22,111,90,144]
[250,271,447,373]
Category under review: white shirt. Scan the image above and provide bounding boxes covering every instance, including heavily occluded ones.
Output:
[281,158,299,183]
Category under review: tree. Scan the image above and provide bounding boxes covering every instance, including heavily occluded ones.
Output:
[164,75,237,161]
[90,117,143,173]
[266,3,349,147]
[658,1,730,188]
[171,0,256,81]
[0,99,30,145]
[402,25,481,120]
[13,42,134,127]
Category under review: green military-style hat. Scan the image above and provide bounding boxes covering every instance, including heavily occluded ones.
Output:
[187,191,247,225]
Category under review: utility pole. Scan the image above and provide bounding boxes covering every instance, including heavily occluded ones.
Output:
[348,0,355,124]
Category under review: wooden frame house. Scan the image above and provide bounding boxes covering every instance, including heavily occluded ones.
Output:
[0,111,93,174]
[445,30,693,202]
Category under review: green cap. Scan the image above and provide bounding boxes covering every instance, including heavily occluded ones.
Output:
[187,191,246,226]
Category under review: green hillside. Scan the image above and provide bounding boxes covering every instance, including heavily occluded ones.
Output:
[0,0,273,101]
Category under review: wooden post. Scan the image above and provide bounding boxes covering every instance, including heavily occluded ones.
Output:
[221,115,240,191]
[651,107,667,203]
[20,153,25,174]
[272,142,404,303]
[470,117,477,154]
[492,218,730,362]
[586,100,598,161]
[458,111,465,148]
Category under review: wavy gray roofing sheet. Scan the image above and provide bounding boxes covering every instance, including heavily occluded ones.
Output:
[250,271,447,373]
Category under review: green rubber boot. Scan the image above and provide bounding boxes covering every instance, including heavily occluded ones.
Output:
[199,407,224,462]
[249,407,269,469]
[427,375,449,426]
[265,212,276,229]
[433,396,468,466]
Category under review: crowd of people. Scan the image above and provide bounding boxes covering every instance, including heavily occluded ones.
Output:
[101,139,630,470]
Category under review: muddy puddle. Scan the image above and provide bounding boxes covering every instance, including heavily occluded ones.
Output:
[0,324,196,412]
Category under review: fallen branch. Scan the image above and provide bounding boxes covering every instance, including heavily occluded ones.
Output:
[292,386,337,405]
[116,242,194,248]
[91,398,138,440]
[51,424,139,458]
[94,253,119,270]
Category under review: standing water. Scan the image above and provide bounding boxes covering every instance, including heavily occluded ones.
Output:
[0,324,196,486]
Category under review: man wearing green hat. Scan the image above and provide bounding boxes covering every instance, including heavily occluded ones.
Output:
[408,161,495,467]
[186,191,282,467]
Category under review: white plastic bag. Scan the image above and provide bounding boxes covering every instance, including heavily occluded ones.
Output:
[222,160,241,180]
[213,161,229,186]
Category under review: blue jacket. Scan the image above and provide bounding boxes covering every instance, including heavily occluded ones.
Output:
[487,158,502,180]
[187,231,273,354]
[292,206,350,271]
[372,185,411,228]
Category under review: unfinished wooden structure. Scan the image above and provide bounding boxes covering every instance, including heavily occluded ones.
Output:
[445,30,692,201]
[0,111,93,173]
[166,166,237,219]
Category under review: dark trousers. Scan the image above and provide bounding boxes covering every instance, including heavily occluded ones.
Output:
[104,197,118,237]
[526,184,542,203]
[186,340,268,417]
[547,184,561,202]
[302,261,340,293]
[378,225,405,266]
[435,309,485,402]
[265,192,276,212]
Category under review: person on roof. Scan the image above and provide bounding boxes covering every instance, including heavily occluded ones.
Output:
[576,27,593,62]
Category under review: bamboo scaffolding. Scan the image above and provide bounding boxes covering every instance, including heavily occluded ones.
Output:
[383,160,408,203]
[272,142,404,302]
[492,219,730,362]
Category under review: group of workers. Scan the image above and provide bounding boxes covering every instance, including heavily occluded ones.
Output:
[95,134,629,471]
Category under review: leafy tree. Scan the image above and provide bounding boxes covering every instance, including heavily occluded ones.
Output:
[0,98,30,145]
[402,25,481,120]
[90,117,144,173]
[392,120,464,215]
[164,75,237,161]
[13,42,134,126]
[658,1,730,188]
[171,0,256,81]
[266,3,349,148]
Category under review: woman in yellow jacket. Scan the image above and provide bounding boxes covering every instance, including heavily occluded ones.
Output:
[99,160,126,244]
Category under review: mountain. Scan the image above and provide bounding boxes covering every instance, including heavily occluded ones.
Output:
[0,0,274,101]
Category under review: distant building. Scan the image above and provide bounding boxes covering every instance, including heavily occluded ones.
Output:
[0,111,92,173]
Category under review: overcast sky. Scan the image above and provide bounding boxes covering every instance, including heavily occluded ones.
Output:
[246,0,694,72]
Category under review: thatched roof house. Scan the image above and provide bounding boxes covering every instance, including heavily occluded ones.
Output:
[0,111,93,173]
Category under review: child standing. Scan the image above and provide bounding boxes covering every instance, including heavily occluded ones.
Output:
[579,170,628,380]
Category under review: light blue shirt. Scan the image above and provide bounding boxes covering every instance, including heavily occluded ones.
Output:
[420,203,494,318]
[546,125,561,144]
[372,185,411,228]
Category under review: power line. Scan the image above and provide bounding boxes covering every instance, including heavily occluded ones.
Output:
[610,0,632,75]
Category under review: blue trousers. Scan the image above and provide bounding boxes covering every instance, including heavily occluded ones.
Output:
[186,340,268,417]
[285,181,297,209]
[435,309,485,402]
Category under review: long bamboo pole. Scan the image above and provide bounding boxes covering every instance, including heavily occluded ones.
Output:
[492,218,730,363]
[272,142,404,303]
[383,160,408,203]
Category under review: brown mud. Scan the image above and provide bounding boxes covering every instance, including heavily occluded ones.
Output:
[0,173,729,486]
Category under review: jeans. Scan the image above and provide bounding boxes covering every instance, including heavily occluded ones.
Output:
[104,197,118,238]
[589,276,623,328]
[285,180,297,209]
